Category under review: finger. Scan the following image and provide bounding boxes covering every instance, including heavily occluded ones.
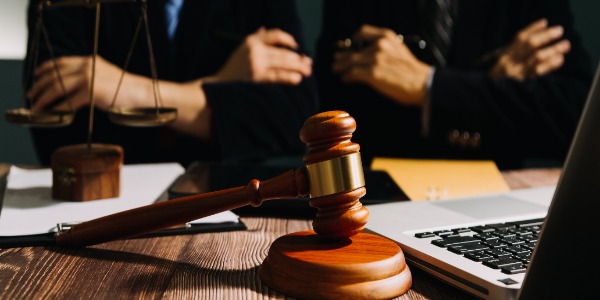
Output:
[28,61,60,99]
[334,46,378,65]
[340,64,378,85]
[31,73,83,111]
[528,41,570,77]
[354,24,397,43]
[33,59,59,78]
[33,56,82,77]
[332,48,377,73]
[363,35,408,55]
[527,25,565,50]
[532,54,565,78]
[513,19,549,56]
[533,39,571,62]
[28,56,83,99]
[332,50,351,73]
[49,88,88,112]
[518,18,548,40]
[260,28,299,50]
[265,47,312,76]
[28,66,79,106]
[28,68,68,100]
[332,51,349,74]
[261,69,304,85]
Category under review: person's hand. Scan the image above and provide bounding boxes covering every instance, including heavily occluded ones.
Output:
[489,18,571,81]
[27,55,150,112]
[208,27,312,85]
[332,25,432,107]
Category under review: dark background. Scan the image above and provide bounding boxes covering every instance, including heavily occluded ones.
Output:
[1,0,598,165]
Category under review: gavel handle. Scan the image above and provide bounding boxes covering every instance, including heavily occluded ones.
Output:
[56,167,309,247]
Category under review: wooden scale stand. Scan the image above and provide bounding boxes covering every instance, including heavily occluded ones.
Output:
[55,111,412,299]
[4,0,176,201]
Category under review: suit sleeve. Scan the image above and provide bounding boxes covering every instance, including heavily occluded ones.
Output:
[203,0,319,162]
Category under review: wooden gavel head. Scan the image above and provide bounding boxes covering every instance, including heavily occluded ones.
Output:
[300,110,369,240]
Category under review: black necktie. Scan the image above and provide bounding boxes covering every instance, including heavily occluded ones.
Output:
[419,0,456,67]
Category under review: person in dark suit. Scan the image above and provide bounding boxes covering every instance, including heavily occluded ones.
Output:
[24,0,318,167]
[315,0,593,169]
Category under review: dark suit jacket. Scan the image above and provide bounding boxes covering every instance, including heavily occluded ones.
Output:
[315,0,593,169]
[26,0,318,167]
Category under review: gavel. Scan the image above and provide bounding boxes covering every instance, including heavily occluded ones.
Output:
[56,110,370,247]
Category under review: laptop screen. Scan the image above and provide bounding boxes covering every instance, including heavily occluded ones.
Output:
[518,62,600,299]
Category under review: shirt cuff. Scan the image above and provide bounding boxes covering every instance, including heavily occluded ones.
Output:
[421,66,436,137]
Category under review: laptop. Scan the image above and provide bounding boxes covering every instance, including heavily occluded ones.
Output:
[366,62,600,300]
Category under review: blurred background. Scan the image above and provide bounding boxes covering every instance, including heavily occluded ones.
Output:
[1,0,598,166]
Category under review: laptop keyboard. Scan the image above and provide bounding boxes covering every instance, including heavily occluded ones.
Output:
[414,218,544,275]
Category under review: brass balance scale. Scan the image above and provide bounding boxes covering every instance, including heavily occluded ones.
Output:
[4,0,177,201]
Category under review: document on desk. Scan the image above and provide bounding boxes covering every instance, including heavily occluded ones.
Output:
[0,163,241,241]
[371,157,510,201]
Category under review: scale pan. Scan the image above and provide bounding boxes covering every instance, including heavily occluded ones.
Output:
[5,108,74,127]
[108,107,177,127]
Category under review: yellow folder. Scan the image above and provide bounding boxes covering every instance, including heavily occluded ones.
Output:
[371,157,510,201]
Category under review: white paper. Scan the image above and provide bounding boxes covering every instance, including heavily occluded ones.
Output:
[0,163,240,236]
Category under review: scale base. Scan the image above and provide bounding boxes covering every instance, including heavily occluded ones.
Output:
[51,143,124,201]
[259,230,412,299]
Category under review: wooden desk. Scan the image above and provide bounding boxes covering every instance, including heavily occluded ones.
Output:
[0,167,561,299]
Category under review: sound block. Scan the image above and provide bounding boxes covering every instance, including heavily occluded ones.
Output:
[259,230,412,299]
[51,143,123,201]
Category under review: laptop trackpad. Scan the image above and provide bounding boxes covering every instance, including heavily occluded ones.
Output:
[432,196,547,219]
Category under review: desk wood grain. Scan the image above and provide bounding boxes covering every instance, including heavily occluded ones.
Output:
[0,168,561,300]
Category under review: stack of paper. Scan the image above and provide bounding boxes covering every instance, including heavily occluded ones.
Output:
[0,163,240,238]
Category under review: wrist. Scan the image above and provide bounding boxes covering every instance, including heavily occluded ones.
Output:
[124,73,154,108]
[413,63,434,107]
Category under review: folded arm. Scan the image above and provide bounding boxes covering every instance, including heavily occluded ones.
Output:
[26,27,312,140]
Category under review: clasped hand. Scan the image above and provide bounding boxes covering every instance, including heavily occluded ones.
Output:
[332,19,570,108]
[489,18,570,81]
[26,27,312,113]
[208,27,312,84]
[332,24,431,107]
